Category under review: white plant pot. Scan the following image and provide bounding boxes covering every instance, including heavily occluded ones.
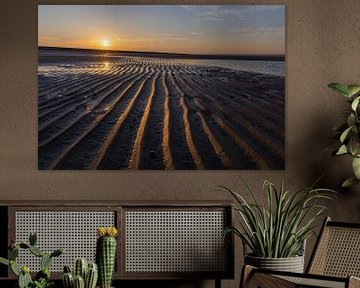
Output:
[245,254,305,273]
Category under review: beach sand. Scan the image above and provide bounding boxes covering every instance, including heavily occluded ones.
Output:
[38,54,285,170]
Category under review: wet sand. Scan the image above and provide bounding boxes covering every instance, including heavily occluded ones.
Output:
[38,54,285,170]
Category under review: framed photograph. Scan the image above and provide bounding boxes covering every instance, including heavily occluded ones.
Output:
[38,5,285,170]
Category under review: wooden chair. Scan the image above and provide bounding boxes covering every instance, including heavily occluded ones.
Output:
[241,217,360,288]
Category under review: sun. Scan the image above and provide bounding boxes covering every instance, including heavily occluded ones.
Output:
[100,38,110,48]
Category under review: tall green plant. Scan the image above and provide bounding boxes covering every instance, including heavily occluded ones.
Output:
[222,179,334,258]
[328,83,360,187]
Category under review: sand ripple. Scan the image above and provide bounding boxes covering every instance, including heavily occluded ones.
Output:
[38,56,285,170]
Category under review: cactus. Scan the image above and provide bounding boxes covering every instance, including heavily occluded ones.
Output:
[64,265,72,273]
[85,263,98,288]
[96,227,118,288]
[63,272,74,288]
[29,245,44,257]
[74,275,85,288]
[18,270,32,288]
[0,257,9,266]
[41,253,52,270]
[74,258,88,279]
[29,232,37,246]
[0,232,64,288]
[51,248,64,258]
[10,260,20,276]
[9,246,19,260]
[62,265,74,288]
[18,266,32,288]
[19,243,30,249]
[63,260,98,288]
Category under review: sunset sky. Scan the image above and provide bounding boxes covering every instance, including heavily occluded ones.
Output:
[38,5,285,55]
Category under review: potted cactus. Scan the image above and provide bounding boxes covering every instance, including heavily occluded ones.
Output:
[96,227,118,288]
[0,232,64,288]
[62,258,98,288]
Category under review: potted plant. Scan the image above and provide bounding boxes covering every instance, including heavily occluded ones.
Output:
[221,179,334,273]
[328,83,360,187]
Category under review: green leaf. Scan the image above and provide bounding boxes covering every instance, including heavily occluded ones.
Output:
[328,83,350,97]
[342,177,360,188]
[336,145,348,155]
[333,122,348,132]
[340,126,352,143]
[347,114,356,128]
[347,85,360,97]
[350,135,360,156]
[351,96,360,111]
[352,157,360,179]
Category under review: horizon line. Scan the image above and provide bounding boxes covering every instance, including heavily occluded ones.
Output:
[38,46,285,58]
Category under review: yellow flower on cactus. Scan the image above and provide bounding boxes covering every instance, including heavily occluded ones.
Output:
[107,227,118,237]
[97,227,107,237]
[21,265,30,273]
[97,227,118,238]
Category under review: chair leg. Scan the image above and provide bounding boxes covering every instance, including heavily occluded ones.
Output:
[215,278,221,288]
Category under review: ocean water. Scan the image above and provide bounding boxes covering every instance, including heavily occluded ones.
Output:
[193,59,285,77]
[39,48,285,77]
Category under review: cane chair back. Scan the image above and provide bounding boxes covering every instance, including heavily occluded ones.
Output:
[241,218,360,288]
[307,217,360,278]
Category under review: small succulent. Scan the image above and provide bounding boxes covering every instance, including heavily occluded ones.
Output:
[32,278,54,288]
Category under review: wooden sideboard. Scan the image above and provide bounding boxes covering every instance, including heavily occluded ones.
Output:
[0,201,234,288]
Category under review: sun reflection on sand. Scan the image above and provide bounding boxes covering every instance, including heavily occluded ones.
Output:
[103,61,110,70]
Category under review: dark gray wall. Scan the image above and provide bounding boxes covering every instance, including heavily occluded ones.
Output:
[1,0,360,287]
